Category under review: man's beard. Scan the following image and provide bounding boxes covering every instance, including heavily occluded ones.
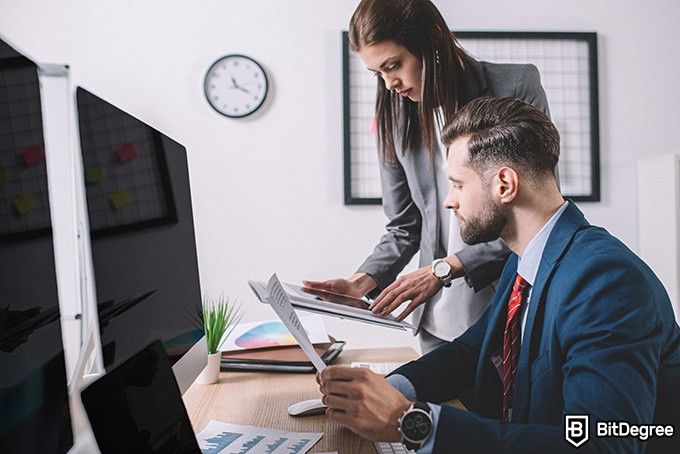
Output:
[458,194,509,245]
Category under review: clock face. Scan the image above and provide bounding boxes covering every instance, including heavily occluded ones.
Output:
[204,54,268,118]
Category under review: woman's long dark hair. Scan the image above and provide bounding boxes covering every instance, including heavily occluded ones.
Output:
[349,0,481,164]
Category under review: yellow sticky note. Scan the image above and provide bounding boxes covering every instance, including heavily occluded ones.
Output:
[110,189,134,211]
[14,193,38,215]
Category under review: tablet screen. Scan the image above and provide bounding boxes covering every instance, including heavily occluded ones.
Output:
[285,284,371,310]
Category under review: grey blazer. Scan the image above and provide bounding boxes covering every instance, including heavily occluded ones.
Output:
[356,61,551,333]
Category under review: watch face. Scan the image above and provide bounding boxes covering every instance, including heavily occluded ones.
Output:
[433,260,451,277]
[204,54,268,118]
[401,409,432,442]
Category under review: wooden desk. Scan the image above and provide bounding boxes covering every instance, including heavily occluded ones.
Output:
[183,347,419,453]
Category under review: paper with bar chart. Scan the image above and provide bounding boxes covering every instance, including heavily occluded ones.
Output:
[196,420,322,454]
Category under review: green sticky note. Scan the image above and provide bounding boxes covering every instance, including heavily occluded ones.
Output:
[14,193,38,216]
[0,167,6,186]
[85,165,105,185]
[110,189,134,211]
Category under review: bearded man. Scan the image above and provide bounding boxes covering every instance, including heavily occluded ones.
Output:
[317,97,680,454]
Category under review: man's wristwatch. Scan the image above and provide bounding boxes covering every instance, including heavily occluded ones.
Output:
[398,401,433,450]
[431,258,453,287]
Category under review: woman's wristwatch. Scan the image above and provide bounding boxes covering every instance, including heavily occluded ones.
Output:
[398,401,434,450]
[431,258,454,287]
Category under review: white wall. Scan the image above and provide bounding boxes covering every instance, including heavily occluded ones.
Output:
[2,0,679,353]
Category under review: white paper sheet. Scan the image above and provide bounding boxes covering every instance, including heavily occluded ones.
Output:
[265,274,327,372]
[196,420,322,454]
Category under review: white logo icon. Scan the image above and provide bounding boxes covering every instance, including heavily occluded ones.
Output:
[565,415,590,448]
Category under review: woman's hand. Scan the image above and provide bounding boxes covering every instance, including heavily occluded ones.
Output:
[369,267,442,321]
[303,273,377,298]
[369,256,463,321]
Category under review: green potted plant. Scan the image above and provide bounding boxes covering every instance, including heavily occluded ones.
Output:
[195,294,243,385]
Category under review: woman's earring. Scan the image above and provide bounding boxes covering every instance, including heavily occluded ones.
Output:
[435,50,440,65]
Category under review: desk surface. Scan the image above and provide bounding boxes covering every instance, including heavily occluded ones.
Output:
[182,347,419,453]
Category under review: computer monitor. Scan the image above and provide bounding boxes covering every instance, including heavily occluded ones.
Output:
[75,87,206,393]
[0,38,73,453]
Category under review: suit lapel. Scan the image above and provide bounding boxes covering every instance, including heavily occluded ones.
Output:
[511,201,589,421]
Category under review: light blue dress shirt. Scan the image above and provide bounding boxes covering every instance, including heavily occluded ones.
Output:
[386,201,568,452]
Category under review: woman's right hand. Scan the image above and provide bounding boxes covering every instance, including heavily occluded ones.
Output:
[303,273,377,298]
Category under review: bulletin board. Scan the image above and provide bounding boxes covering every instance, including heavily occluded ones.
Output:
[76,87,177,236]
[343,31,600,204]
[0,56,52,241]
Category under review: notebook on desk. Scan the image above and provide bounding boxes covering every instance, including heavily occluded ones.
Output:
[220,337,345,372]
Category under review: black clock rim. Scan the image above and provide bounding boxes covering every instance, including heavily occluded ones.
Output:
[203,53,269,118]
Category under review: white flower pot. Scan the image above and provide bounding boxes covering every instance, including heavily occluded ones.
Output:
[195,352,222,385]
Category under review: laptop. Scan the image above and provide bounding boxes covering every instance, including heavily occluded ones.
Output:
[80,340,201,454]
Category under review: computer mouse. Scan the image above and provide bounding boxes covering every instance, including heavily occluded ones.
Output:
[287,398,327,417]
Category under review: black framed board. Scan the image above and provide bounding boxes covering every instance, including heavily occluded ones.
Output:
[343,31,600,204]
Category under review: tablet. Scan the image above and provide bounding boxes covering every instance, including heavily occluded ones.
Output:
[247,280,414,331]
[285,284,371,310]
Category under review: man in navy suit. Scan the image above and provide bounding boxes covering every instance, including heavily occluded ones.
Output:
[318,97,680,453]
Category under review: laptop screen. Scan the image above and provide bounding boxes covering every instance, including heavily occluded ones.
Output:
[80,340,200,454]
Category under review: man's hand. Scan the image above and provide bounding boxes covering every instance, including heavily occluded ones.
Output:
[317,366,410,442]
[303,273,377,298]
[370,256,464,321]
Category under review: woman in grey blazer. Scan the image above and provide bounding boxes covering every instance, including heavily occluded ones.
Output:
[305,0,550,353]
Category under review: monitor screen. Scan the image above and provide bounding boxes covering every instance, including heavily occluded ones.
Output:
[0,38,73,453]
[76,87,203,371]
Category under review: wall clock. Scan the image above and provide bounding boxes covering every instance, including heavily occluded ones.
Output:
[204,54,268,118]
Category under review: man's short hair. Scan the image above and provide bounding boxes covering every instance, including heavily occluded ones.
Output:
[441,97,560,180]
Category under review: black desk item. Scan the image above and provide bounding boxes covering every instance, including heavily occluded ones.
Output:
[81,341,200,454]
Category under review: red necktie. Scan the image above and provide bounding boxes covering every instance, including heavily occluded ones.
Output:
[502,274,529,421]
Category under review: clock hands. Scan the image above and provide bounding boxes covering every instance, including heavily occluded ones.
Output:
[230,75,252,95]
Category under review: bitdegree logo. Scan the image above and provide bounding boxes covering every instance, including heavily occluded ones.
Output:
[564,415,675,448]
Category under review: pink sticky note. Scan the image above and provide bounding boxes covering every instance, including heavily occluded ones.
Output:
[116,143,138,163]
[370,116,378,135]
[21,146,44,167]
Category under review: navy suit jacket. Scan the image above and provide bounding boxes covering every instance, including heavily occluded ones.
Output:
[392,202,680,453]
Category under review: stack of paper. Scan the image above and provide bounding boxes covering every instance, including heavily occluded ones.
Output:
[221,281,345,372]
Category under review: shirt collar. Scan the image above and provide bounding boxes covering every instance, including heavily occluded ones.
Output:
[517,201,569,286]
